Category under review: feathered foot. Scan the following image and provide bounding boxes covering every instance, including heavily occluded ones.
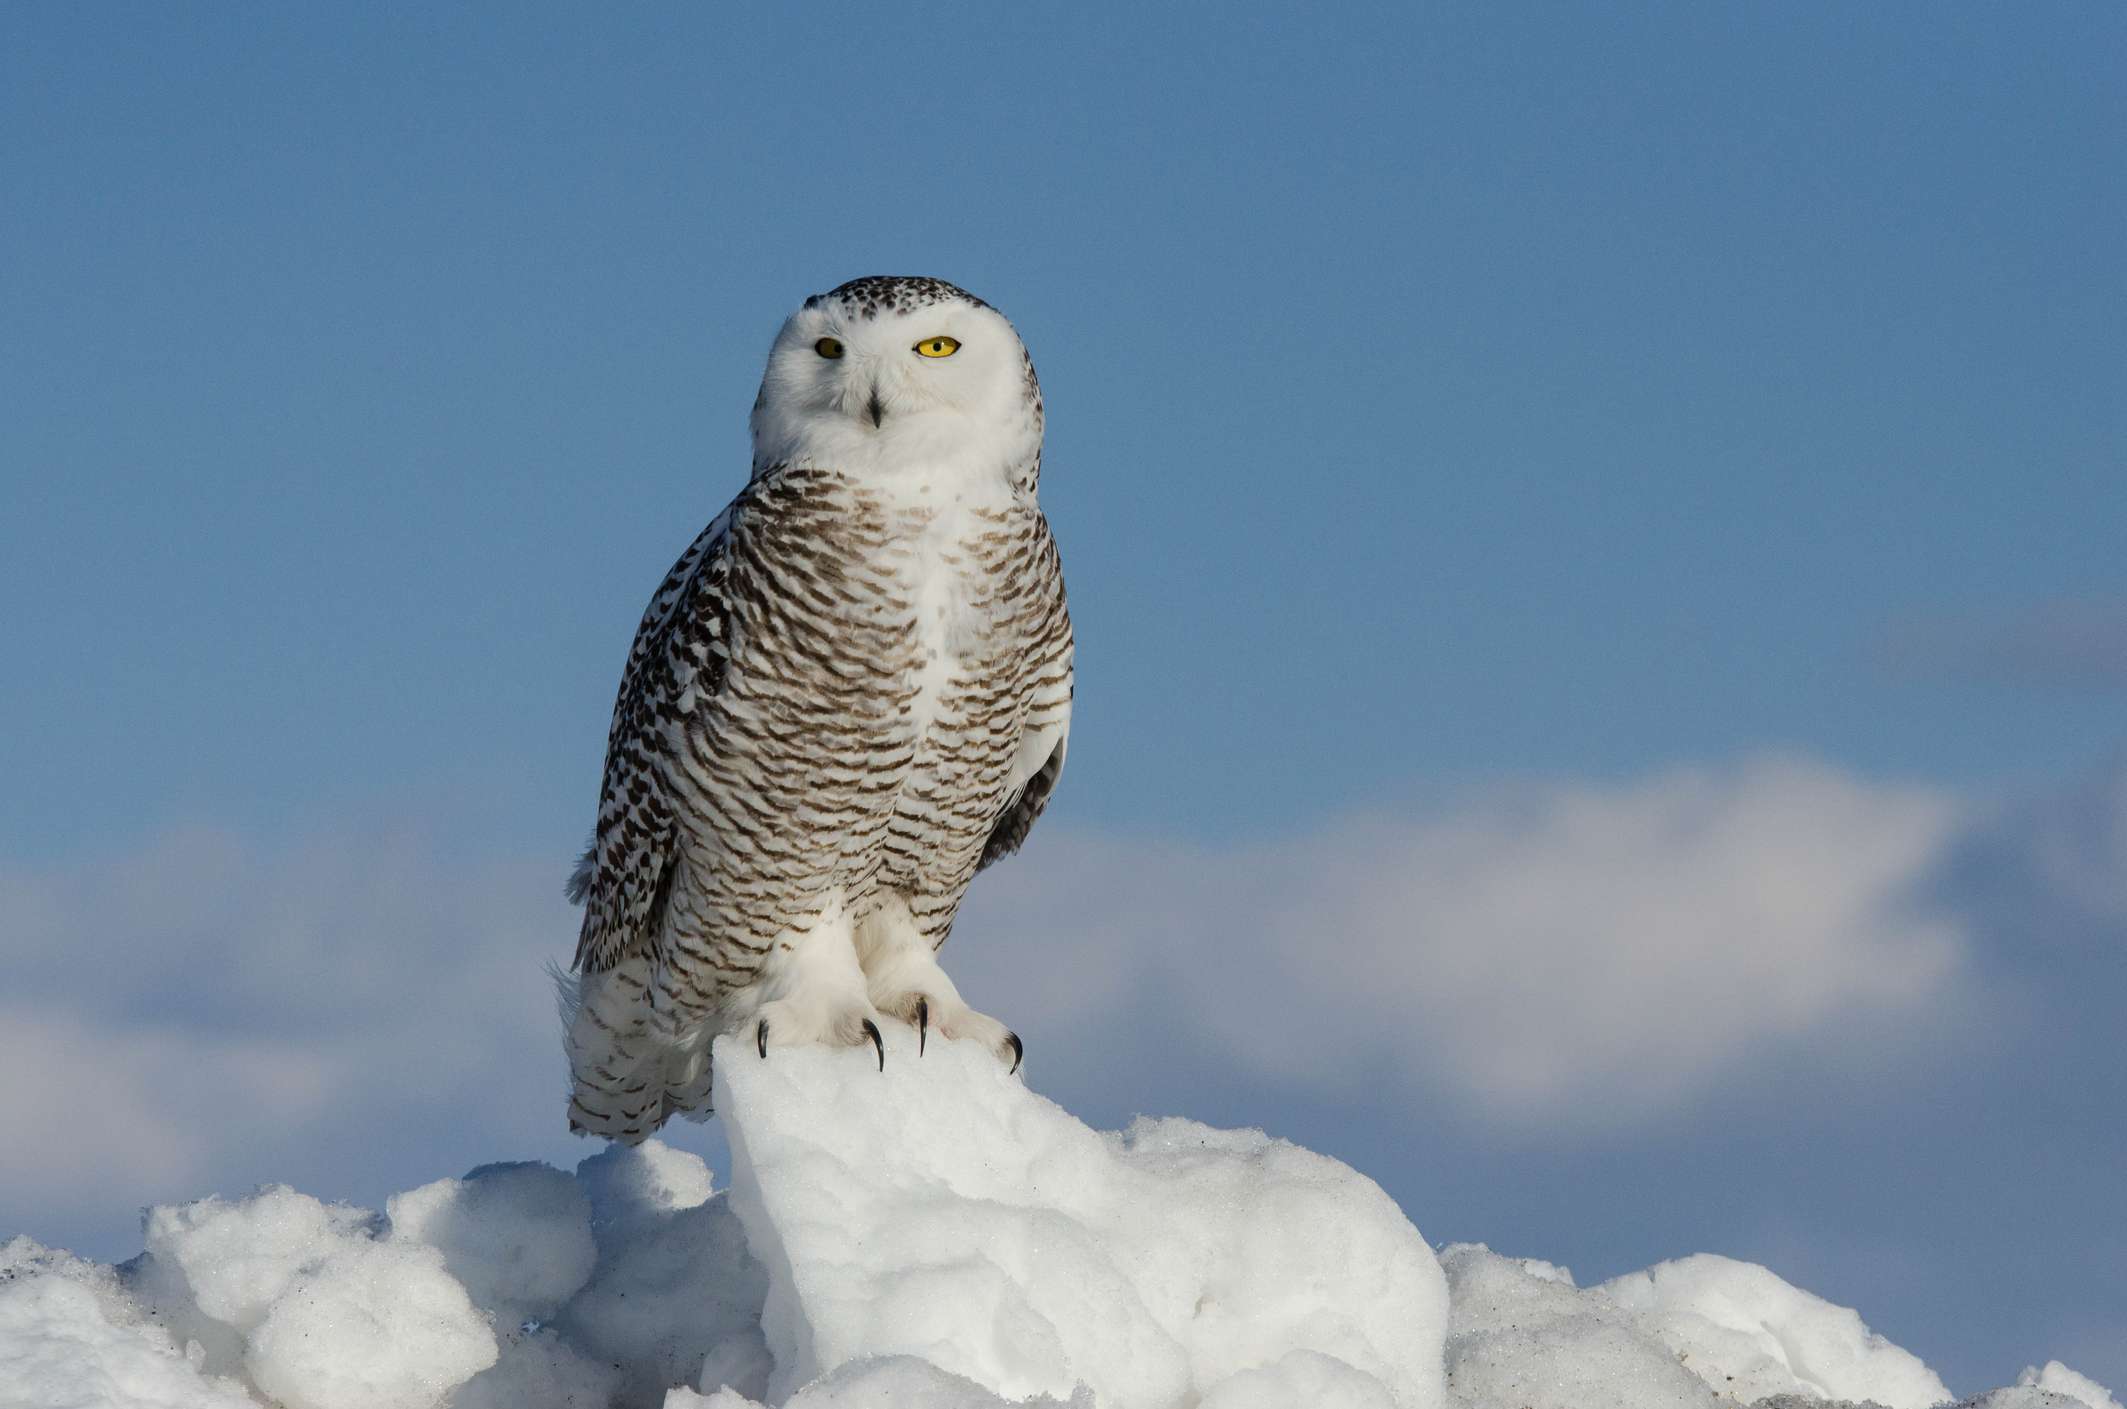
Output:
[868,974,1021,1073]
[751,995,887,1070]
[853,893,1022,1073]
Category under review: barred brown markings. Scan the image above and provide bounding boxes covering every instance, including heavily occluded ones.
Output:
[574,385,1069,1130]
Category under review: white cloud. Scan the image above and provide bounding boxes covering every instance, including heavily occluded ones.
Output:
[958,757,1972,1124]
[0,1009,332,1196]
[0,755,2001,1237]
[0,827,583,1234]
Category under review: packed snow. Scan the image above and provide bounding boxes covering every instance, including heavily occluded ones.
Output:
[0,1033,2112,1409]
[718,1029,1442,1406]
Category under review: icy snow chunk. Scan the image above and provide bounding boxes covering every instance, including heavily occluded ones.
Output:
[1511,1254,1577,1286]
[450,1325,621,1409]
[243,1239,496,1409]
[1599,1253,1950,1409]
[713,1031,1447,1409]
[133,1185,376,1338]
[1198,1348,1402,1408]
[386,1161,597,1320]
[1440,1243,1714,1409]
[558,1143,770,1408]
[2016,1363,2123,1409]
[126,1185,381,1386]
[576,1137,717,1226]
[1956,1391,2096,1409]
[2,1237,132,1320]
[669,1393,748,1409]
[1443,1245,1954,1409]
[0,1239,256,1409]
[125,1184,497,1409]
[669,1354,1094,1407]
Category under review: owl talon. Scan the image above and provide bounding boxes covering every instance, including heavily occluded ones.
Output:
[1006,1031,1023,1075]
[862,1018,885,1071]
[916,997,929,1056]
[757,1020,769,1059]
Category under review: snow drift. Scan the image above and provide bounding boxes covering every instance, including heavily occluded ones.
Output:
[0,1032,2112,1409]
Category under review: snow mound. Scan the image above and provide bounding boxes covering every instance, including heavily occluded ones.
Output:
[1956,1391,2104,1409]
[1,1036,2118,1409]
[558,1141,770,1405]
[1443,1243,2057,1409]
[1600,1252,1951,1408]
[666,1354,1095,1408]
[0,1237,254,1409]
[1443,1242,1720,1409]
[1941,1364,2127,1409]
[2014,1364,2124,1409]
[127,1184,502,1409]
[385,1162,597,1324]
[713,1030,1447,1407]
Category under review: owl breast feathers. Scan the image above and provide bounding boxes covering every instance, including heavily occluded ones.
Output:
[562,276,1073,1143]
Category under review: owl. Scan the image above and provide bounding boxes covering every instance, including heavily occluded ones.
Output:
[562,276,1073,1143]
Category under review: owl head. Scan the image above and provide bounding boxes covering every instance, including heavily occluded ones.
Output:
[750,277,1044,485]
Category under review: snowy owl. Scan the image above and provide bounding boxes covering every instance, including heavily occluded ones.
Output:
[563,276,1073,1143]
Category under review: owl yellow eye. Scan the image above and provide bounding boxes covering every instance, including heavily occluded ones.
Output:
[814,337,844,359]
[913,336,960,359]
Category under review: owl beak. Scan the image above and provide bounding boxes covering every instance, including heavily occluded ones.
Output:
[865,384,887,429]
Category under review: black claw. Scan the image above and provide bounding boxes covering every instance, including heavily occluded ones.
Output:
[1005,1031,1023,1075]
[756,1020,768,1059]
[916,997,929,1057]
[862,1018,885,1071]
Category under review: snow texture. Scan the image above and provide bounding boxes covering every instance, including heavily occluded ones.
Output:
[714,1029,1445,1407]
[665,1355,1094,1408]
[1443,1242,1721,1409]
[2012,1365,2123,1409]
[1943,1362,2126,1409]
[1599,1253,1951,1407]
[0,1238,254,1409]
[385,1162,598,1325]
[1,1038,2116,1409]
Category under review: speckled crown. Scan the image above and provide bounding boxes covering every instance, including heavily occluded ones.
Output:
[806,276,992,319]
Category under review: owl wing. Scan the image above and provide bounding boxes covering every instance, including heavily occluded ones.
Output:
[569,506,737,974]
[979,726,1067,868]
[979,518,1075,870]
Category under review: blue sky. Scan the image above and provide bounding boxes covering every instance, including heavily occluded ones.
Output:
[2,3,2122,1395]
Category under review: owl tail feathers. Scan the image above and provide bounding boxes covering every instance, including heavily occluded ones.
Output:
[553,958,716,1145]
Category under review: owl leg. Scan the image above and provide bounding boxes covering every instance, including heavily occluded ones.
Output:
[855,893,1022,1072]
[736,895,888,1070]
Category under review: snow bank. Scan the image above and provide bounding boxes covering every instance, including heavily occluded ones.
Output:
[128,1183,504,1409]
[712,1029,1445,1407]
[2014,1364,2124,1409]
[1443,1242,1719,1409]
[558,1139,769,1404]
[1442,1245,2116,1409]
[0,1238,254,1409]
[1,1036,2117,1409]
[1599,1253,1951,1407]
[665,1355,1092,1408]
[1941,1364,2127,1409]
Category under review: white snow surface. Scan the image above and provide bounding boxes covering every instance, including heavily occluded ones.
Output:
[1599,1252,1951,1407]
[715,1030,1444,1407]
[2015,1364,2124,1409]
[0,1036,2114,1409]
